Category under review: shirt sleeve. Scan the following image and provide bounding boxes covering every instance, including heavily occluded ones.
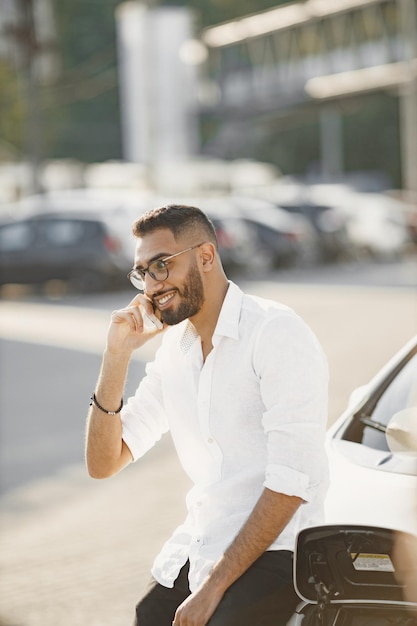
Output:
[121,355,169,461]
[254,311,329,502]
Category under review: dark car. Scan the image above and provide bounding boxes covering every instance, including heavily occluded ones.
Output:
[0,212,132,293]
[238,184,351,263]
[278,201,350,263]
[203,213,257,275]
[203,196,317,272]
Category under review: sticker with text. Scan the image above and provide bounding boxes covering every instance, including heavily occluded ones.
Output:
[351,553,395,572]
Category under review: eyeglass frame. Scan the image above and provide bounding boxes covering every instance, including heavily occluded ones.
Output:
[127,242,206,291]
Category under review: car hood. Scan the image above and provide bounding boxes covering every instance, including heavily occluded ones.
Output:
[294,524,417,607]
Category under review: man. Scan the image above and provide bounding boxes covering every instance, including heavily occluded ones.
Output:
[85,204,329,626]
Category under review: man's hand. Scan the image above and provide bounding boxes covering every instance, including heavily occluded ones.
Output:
[106,294,164,355]
[173,581,224,626]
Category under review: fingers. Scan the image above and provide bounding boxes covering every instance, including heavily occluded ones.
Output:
[110,301,163,335]
[128,293,164,329]
[110,306,141,332]
[127,293,158,319]
[128,292,150,309]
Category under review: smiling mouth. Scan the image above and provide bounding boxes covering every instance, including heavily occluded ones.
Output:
[154,290,176,308]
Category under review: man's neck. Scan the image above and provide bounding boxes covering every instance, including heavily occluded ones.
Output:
[191,279,229,351]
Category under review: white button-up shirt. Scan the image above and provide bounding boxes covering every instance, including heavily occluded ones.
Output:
[121,281,328,591]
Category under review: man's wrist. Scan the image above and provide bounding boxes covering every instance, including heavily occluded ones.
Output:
[204,560,234,596]
[90,393,123,415]
[103,347,132,362]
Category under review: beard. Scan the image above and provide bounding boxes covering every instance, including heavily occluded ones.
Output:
[158,259,205,326]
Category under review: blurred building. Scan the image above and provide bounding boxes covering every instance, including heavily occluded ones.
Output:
[1,0,415,199]
[199,0,417,194]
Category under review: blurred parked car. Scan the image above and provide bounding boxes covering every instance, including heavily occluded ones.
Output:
[237,182,351,263]
[287,523,417,625]
[202,196,317,272]
[278,202,350,263]
[325,334,417,536]
[342,194,412,260]
[307,186,412,260]
[0,188,152,219]
[206,212,257,274]
[0,212,133,292]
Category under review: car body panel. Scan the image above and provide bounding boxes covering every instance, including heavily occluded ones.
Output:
[325,335,417,535]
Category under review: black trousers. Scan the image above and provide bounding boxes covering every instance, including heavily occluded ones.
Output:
[134,551,299,626]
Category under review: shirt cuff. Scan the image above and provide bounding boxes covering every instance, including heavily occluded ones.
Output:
[263,463,313,502]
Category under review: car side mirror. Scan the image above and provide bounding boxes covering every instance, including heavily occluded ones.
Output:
[386,408,417,456]
[347,385,368,408]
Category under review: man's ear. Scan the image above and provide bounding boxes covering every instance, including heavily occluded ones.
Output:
[200,242,216,271]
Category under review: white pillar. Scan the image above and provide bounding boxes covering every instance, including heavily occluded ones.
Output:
[116,2,199,166]
[116,2,152,164]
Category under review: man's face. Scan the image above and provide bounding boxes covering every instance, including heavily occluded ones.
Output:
[134,229,206,326]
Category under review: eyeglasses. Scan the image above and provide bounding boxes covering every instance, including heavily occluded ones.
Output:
[128,242,205,291]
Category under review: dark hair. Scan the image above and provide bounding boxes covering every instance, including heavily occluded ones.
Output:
[132,204,218,249]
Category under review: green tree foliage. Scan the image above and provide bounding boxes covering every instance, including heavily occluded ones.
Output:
[0,60,24,160]
[344,94,401,188]
[46,0,122,161]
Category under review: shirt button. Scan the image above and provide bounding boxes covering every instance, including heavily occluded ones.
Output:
[208,437,213,444]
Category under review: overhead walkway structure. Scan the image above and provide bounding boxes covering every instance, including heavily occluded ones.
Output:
[199,0,417,192]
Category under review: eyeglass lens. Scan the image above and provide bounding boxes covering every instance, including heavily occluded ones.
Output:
[130,259,168,289]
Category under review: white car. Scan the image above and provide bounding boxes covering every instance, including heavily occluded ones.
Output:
[286,337,417,625]
[341,193,412,260]
[325,334,417,535]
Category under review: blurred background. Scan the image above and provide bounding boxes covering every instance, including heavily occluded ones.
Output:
[0,1,416,625]
[0,0,416,288]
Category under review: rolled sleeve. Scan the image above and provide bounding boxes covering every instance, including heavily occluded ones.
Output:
[121,359,169,461]
[256,312,329,502]
[264,463,311,500]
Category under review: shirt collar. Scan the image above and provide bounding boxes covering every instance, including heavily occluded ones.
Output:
[213,280,242,341]
[179,281,242,354]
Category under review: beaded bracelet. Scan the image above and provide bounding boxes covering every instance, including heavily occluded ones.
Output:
[90,392,123,415]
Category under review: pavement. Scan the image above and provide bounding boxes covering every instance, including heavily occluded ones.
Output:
[0,436,192,626]
[0,263,416,626]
